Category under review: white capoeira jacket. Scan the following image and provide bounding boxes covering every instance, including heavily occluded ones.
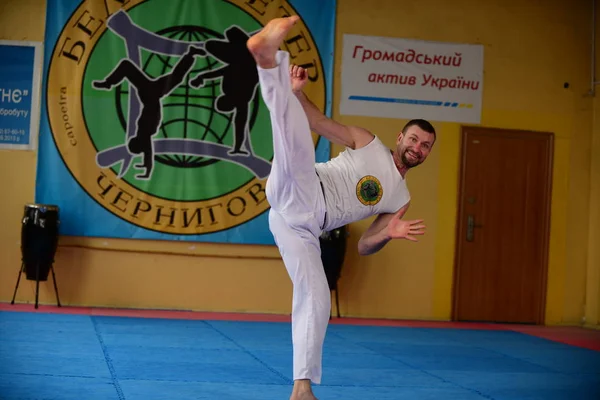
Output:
[315,135,411,231]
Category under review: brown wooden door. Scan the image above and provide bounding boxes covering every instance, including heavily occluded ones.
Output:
[453,127,553,324]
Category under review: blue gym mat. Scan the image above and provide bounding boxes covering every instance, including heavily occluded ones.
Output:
[1,311,599,399]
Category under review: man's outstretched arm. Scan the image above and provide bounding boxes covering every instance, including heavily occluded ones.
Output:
[290,65,373,149]
[294,90,373,149]
[357,203,425,256]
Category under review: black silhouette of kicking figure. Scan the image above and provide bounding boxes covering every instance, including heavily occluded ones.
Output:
[189,26,258,156]
[93,45,206,179]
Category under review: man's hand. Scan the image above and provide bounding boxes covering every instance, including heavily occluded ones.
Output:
[357,203,426,255]
[386,216,426,242]
[290,64,308,93]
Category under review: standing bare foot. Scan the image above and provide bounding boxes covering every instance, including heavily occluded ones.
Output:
[290,379,318,400]
[247,16,300,69]
[291,391,318,400]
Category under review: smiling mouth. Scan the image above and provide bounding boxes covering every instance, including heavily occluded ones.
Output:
[406,151,419,160]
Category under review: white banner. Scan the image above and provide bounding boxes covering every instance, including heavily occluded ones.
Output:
[0,40,43,151]
[340,34,484,124]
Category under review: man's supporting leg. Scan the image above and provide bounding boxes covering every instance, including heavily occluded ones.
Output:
[269,210,331,387]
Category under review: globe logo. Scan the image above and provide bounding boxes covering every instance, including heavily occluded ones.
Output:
[85,10,272,201]
[113,25,261,170]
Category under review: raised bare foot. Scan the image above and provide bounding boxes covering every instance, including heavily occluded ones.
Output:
[247,16,299,68]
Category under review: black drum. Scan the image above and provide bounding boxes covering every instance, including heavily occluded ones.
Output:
[319,225,348,291]
[21,204,60,281]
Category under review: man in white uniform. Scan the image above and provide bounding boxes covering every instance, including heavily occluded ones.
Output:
[247,16,436,400]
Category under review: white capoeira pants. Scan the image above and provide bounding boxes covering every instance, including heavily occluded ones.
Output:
[257,51,330,384]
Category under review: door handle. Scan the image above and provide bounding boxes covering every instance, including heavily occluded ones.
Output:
[466,215,482,242]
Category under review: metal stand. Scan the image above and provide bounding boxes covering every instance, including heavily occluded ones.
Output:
[330,288,341,319]
[11,261,61,309]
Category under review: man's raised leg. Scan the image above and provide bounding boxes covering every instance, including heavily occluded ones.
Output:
[247,17,319,212]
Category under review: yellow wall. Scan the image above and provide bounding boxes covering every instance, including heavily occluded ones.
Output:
[586,3,600,328]
[1,0,597,326]
[588,99,600,327]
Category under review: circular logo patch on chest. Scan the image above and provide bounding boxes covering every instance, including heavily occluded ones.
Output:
[356,175,383,206]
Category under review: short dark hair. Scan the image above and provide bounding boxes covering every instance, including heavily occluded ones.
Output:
[402,119,436,140]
